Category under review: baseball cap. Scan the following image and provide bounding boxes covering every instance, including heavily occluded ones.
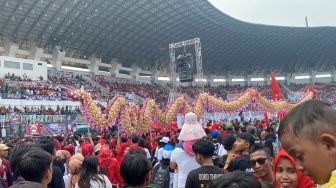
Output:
[159,137,169,144]
[0,144,9,151]
[211,130,219,138]
[265,126,274,133]
[225,122,233,130]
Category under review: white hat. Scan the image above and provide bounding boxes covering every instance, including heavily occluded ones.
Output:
[159,137,169,144]
[178,112,206,141]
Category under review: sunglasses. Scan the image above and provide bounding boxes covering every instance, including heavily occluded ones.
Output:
[250,158,269,166]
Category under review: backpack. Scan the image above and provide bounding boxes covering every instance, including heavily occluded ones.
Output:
[151,162,170,188]
[100,159,112,175]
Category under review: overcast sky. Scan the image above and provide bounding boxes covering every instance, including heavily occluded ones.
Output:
[208,0,336,27]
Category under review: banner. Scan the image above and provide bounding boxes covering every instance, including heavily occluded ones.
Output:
[4,113,22,137]
[65,115,79,135]
[26,122,43,135]
[41,123,67,136]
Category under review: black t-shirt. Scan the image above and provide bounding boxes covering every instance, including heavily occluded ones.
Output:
[227,154,254,173]
[212,140,221,165]
[216,154,228,168]
[48,165,65,188]
[185,166,224,188]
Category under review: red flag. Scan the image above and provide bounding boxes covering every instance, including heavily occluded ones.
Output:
[271,71,284,101]
[264,111,269,125]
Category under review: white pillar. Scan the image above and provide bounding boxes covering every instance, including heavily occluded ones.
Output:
[51,46,65,71]
[88,54,101,75]
[285,73,295,85]
[331,68,336,82]
[3,38,18,57]
[308,69,316,84]
[130,64,141,82]
[29,43,44,60]
[246,75,251,86]
[226,74,232,86]
[264,73,271,86]
[109,58,121,77]
[151,68,161,83]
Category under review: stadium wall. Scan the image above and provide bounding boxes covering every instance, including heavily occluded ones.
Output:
[0,56,47,80]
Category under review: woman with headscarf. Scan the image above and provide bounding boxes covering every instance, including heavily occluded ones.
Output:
[273,149,315,188]
[77,145,90,157]
[170,112,206,188]
[116,137,129,164]
[98,145,124,186]
[64,145,75,156]
[56,150,72,176]
[85,144,94,156]
[67,153,84,188]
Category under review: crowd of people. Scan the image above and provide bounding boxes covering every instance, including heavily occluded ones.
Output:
[3,72,336,108]
[1,99,335,187]
[0,105,80,115]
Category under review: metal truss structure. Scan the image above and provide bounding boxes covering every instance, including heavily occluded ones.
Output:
[168,38,203,103]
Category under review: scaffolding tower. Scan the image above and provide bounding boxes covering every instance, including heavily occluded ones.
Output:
[168,38,204,103]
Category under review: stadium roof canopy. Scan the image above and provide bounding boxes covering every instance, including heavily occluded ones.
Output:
[1,0,336,75]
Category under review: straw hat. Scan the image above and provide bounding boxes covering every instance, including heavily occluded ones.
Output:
[178,112,206,141]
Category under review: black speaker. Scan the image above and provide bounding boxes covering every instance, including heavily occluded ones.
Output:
[177,54,193,82]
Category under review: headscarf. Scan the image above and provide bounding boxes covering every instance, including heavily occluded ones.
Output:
[98,145,113,163]
[116,142,130,163]
[85,144,94,156]
[57,150,71,163]
[80,141,90,147]
[64,145,75,156]
[178,112,206,141]
[97,139,106,145]
[68,153,84,188]
[273,149,314,188]
[183,139,197,155]
[79,146,89,157]
[56,150,71,172]
[54,139,61,151]
[56,150,65,159]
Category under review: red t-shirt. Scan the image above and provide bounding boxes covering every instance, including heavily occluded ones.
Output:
[210,123,219,130]
[2,159,12,188]
[130,145,145,151]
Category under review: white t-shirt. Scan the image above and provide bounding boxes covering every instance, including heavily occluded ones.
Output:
[63,174,70,188]
[157,147,164,161]
[218,144,227,156]
[75,174,112,188]
[144,148,151,159]
[154,146,159,158]
[171,148,200,188]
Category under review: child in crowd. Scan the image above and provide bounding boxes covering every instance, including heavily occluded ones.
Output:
[278,100,336,187]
